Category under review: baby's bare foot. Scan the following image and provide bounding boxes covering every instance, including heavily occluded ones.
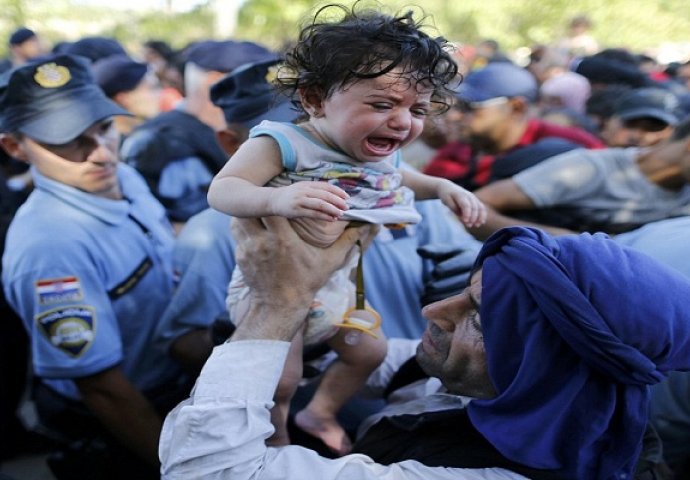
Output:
[294,409,352,456]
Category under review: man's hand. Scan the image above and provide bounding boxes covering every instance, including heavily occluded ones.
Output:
[268,182,349,221]
[230,216,376,341]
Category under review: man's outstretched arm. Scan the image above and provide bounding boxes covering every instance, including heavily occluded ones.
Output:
[468,179,574,240]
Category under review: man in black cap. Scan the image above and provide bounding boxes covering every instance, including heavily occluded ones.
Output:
[92,54,161,137]
[0,27,45,73]
[120,40,276,231]
[600,87,683,147]
[0,54,189,479]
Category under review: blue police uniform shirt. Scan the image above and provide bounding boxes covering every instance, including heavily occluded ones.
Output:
[154,208,236,353]
[2,163,182,400]
[364,199,482,339]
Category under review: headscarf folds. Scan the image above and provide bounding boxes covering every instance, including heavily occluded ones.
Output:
[468,227,690,479]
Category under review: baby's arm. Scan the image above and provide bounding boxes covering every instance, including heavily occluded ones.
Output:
[207,136,349,221]
[400,168,487,227]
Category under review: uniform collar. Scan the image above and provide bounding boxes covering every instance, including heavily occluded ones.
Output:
[31,166,131,225]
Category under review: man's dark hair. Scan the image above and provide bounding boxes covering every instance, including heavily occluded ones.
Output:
[593,48,639,66]
[144,39,175,63]
[585,84,632,121]
[276,1,458,113]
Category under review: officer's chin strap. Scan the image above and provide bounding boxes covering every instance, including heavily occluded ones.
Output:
[334,240,381,338]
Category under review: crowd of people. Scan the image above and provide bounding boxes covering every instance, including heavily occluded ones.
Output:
[1,4,690,479]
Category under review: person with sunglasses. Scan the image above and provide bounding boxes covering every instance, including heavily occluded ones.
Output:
[423,62,603,191]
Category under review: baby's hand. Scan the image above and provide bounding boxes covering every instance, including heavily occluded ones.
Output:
[269,182,349,221]
[437,180,487,228]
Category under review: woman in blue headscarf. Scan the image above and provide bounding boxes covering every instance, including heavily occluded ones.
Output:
[468,227,690,478]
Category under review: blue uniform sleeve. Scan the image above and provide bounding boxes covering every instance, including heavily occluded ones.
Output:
[7,235,123,380]
[154,209,237,352]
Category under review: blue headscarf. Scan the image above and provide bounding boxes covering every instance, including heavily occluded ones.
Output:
[468,227,690,479]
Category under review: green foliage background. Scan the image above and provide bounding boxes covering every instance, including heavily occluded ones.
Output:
[1,0,689,59]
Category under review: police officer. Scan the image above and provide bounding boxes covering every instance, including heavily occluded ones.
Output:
[92,54,162,137]
[0,27,45,73]
[0,54,188,479]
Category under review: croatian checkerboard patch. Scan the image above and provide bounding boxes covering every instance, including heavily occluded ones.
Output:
[35,276,83,306]
[35,305,95,357]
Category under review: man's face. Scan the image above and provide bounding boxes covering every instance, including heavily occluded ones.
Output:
[416,269,497,398]
[14,119,122,199]
[118,73,161,120]
[12,37,44,63]
[453,97,516,151]
[601,116,674,148]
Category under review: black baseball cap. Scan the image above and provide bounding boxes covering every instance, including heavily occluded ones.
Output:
[92,54,149,98]
[63,36,127,63]
[614,88,682,126]
[0,54,130,144]
[9,27,36,46]
[184,40,275,73]
[210,58,299,129]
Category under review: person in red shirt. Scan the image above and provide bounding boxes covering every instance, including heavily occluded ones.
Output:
[423,62,604,190]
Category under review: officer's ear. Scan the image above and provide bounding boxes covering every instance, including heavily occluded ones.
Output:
[0,133,28,162]
[215,126,247,156]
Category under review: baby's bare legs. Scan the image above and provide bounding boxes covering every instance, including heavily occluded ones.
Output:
[267,330,304,447]
[295,326,387,456]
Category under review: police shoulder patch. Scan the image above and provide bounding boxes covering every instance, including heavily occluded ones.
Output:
[35,276,84,306]
[35,305,96,358]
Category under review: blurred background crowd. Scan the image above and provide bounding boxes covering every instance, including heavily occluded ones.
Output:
[2,0,690,478]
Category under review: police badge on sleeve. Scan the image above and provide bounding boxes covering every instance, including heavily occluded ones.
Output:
[35,306,96,357]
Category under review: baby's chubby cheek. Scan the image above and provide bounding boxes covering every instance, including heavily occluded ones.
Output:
[290,218,349,248]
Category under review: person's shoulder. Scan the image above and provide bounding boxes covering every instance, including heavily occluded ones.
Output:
[531,118,604,148]
[617,216,690,246]
[0,58,12,74]
[7,199,90,253]
[185,208,231,229]
[178,208,232,242]
[117,162,157,195]
[250,119,300,137]
[587,146,639,166]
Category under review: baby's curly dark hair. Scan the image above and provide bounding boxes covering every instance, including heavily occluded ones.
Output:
[276,2,459,114]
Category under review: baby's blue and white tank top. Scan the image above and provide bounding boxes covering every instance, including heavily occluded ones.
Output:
[249,120,421,224]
